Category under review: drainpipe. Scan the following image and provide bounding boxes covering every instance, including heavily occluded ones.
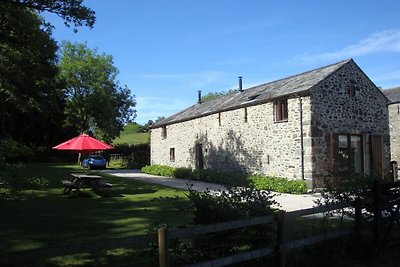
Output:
[299,97,305,180]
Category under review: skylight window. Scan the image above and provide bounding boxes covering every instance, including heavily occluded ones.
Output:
[242,94,261,104]
[247,94,260,101]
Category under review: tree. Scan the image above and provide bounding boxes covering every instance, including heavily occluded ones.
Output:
[201,89,239,102]
[0,0,96,161]
[0,0,96,31]
[0,3,65,148]
[58,41,136,142]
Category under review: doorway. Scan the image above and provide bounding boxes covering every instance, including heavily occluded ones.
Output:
[330,133,383,178]
[195,143,204,170]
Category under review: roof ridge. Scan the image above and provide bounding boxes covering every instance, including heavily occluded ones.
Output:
[152,58,355,128]
[383,86,400,91]
[244,58,352,92]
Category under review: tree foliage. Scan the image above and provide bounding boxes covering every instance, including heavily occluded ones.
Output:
[0,0,96,31]
[201,88,239,102]
[58,41,136,142]
[0,3,65,149]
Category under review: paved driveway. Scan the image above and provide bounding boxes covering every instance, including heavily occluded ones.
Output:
[104,169,322,211]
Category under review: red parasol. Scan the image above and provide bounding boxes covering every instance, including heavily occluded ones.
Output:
[52,134,113,154]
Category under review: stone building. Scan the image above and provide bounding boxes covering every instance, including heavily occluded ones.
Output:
[150,59,390,188]
[382,87,400,163]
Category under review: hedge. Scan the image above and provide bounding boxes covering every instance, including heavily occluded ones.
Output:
[141,165,308,194]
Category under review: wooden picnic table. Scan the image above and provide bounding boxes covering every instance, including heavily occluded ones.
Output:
[62,173,112,194]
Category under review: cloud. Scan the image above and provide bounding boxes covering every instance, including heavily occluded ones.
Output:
[298,29,400,62]
[374,70,400,82]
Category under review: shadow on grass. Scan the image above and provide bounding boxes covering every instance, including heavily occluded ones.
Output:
[0,163,193,260]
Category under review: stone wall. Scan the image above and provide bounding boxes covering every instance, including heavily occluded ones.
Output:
[151,97,312,181]
[309,61,390,186]
[388,103,400,162]
[151,60,390,188]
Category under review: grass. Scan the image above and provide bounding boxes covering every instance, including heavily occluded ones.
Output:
[2,163,400,266]
[0,163,192,265]
[112,123,150,145]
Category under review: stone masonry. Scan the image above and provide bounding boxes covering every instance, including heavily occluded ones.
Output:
[151,60,390,188]
[388,103,400,162]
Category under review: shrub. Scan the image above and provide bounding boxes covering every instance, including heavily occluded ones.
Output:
[315,173,375,221]
[250,175,308,194]
[181,187,277,262]
[141,165,175,177]
[141,165,307,194]
[173,168,193,179]
[0,163,49,200]
[111,143,150,169]
[192,169,249,187]
[187,186,277,224]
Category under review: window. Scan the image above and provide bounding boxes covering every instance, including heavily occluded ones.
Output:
[274,99,288,122]
[169,148,175,162]
[330,133,384,179]
[244,107,248,123]
[331,134,363,174]
[161,126,167,139]
[347,80,357,97]
[218,112,221,126]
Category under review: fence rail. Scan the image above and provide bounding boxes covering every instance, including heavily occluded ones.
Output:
[161,201,355,267]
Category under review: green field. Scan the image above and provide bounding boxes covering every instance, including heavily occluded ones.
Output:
[112,123,150,145]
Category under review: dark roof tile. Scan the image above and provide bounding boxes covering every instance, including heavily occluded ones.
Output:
[382,87,400,103]
[152,59,352,128]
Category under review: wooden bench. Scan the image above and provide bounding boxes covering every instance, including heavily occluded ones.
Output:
[61,177,113,194]
[61,180,78,194]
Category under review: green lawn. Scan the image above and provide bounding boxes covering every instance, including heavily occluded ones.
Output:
[0,163,192,258]
[112,132,150,145]
[112,123,150,145]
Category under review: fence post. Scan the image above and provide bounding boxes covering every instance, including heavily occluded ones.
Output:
[275,210,286,267]
[372,180,381,252]
[158,227,169,267]
[354,198,362,240]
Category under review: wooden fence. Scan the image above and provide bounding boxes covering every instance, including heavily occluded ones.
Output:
[158,201,355,267]
[2,180,400,266]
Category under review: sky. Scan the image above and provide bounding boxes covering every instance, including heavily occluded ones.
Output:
[44,0,400,125]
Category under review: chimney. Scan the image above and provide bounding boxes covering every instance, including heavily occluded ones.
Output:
[198,90,202,104]
[238,76,243,92]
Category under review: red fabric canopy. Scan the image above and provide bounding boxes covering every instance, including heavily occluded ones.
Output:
[52,134,113,153]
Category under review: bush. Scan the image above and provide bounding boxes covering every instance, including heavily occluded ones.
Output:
[141,165,175,177]
[0,163,49,200]
[141,165,308,194]
[250,175,308,194]
[192,169,249,187]
[315,173,375,221]
[187,187,277,224]
[180,187,277,263]
[111,143,150,169]
[173,168,193,179]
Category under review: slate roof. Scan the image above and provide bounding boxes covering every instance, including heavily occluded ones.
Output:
[152,59,353,128]
[382,87,400,103]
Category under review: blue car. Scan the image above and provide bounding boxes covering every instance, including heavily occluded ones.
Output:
[82,154,107,170]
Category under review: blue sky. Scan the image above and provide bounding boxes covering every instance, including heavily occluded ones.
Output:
[44,0,400,125]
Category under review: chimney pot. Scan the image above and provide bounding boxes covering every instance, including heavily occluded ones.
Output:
[238,76,243,92]
[198,90,202,104]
